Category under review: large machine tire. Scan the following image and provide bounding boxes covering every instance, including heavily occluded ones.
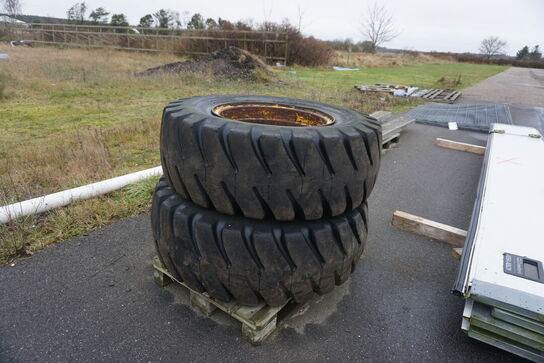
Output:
[160,95,381,221]
[151,178,368,307]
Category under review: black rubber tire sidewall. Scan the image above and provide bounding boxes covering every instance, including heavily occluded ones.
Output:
[151,178,369,307]
[160,95,381,221]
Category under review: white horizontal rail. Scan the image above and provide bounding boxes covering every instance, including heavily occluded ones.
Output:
[0,166,163,224]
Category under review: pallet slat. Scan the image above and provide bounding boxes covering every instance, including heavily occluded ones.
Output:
[152,257,289,343]
[391,210,467,247]
[428,89,444,99]
[449,92,462,102]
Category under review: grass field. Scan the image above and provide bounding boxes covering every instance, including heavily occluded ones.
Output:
[287,62,507,90]
[0,45,508,263]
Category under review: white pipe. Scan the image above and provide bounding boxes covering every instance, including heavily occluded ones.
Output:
[0,166,163,224]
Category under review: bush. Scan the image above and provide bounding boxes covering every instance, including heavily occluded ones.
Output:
[259,21,331,66]
[289,36,331,66]
[360,41,376,53]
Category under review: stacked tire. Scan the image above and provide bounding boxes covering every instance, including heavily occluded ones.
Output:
[151,95,381,307]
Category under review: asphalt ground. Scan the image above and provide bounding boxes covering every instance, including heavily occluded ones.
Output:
[460,67,544,134]
[0,123,524,362]
[462,67,544,107]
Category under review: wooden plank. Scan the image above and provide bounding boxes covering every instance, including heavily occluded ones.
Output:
[435,138,486,155]
[426,89,443,99]
[420,89,434,99]
[382,116,415,139]
[428,89,445,100]
[370,111,393,124]
[391,210,467,247]
[443,90,457,100]
[449,91,462,102]
[422,89,441,99]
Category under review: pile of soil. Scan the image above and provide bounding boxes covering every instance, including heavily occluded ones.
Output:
[139,46,268,80]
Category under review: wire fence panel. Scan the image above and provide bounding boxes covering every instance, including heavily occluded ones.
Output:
[408,103,514,132]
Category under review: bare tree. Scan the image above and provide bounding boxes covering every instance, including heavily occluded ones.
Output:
[179,11,190,28]
[297,4,305,32]
[360,2,399,53]
[479,36,507,59]
[262,0,273,23]
[2,0,22,18]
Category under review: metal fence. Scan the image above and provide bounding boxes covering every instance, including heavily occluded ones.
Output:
[3,23,289,63]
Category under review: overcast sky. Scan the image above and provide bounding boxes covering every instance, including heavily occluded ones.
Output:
[18,0,544,55]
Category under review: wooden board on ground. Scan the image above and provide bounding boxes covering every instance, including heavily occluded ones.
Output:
[391,210,467,247]
[355,84,416,97]
[435,138,486,155]
[152,256,289,344]
[370,110,415,150]
[420,89,462,103]
[369,111,393,124]
[355,85,403,95]
[382,116,416,142]
[370,111,416,149]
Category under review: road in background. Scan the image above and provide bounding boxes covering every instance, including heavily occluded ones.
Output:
[460,67,544,133]
[462,67,544,107]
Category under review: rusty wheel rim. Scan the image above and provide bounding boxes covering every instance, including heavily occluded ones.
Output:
[212,102,334,127]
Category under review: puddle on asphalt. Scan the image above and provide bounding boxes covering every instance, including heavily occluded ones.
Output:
[281,279,352,334]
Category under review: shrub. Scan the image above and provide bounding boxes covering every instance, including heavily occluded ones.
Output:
[289,36,331,66]
[259,21,331,66]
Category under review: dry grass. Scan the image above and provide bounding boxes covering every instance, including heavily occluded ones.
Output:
[330,50,446,68]
[0,46,179,199]
[0,118,159,203]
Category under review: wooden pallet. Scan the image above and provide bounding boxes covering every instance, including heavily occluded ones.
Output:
[355,83,461,103]
[355,85,397,94]
[420,89,462,103]
[355,83,413,96]
[370,111,415,150]
[152,257,290,344]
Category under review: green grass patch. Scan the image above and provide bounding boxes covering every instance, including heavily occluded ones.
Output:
[284,63,508,91]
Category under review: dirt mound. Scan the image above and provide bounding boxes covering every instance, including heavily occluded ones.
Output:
[139,46,269,80]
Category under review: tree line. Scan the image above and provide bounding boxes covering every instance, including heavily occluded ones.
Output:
[516,45,541,60]
[65,2,257,31]
[478,37,541,61]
